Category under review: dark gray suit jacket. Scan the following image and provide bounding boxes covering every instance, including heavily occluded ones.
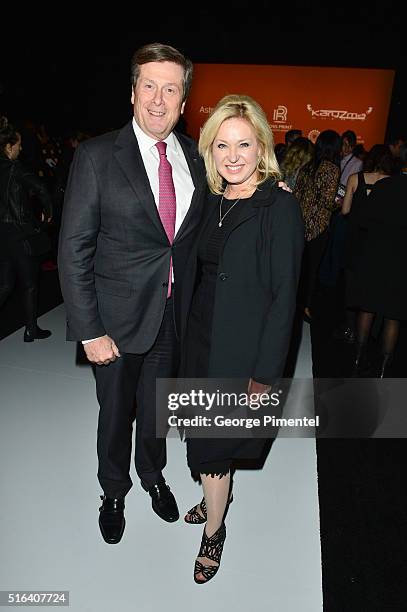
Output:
[58,121,205,353]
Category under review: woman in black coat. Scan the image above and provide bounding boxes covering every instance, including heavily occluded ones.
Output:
[179,95,304,583]
[0,117,53,341]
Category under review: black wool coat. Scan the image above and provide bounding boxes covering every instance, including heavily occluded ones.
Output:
[180,179,305,384]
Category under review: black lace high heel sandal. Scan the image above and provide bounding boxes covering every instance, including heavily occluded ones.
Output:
[184,494,234,524]
[184,497,207,524]
[194,523,226,584]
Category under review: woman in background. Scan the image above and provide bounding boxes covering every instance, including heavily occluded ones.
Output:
[0,117,53,341]
[294,130,341,320]
[280,136,314,191]
[342,145,404,376]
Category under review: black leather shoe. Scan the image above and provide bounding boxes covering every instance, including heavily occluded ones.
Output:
[98,496,125,544]
[148,483,179,522]
[24,326,52,342]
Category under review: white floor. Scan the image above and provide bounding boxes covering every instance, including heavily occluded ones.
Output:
[0,305,322,611]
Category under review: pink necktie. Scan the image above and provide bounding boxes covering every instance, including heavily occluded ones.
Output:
[156,141,176,297]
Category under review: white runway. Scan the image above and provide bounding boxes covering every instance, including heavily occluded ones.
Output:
[0,305,322,611]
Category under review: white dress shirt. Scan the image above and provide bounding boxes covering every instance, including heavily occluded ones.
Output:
[132,118,194,236]
[82,119,195,345]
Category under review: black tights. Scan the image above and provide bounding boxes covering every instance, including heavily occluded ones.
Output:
[356,310,400,355]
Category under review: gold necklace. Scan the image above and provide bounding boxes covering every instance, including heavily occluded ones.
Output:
[218,193,241,227]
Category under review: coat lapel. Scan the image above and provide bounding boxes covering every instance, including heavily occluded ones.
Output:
[199,191,219,236]
[113,122,165,236]
[221,179,280,246]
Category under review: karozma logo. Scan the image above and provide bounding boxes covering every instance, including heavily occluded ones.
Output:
[307,105,373,121]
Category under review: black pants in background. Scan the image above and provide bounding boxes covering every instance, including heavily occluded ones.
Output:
[95,298,179,498]
[0,246,40,329]
[304,229,329,309]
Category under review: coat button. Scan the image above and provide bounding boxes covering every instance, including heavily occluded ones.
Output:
[219,273,228,281]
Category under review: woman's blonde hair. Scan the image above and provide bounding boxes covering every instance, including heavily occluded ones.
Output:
[280,137,314,181]
[198,94,281,194]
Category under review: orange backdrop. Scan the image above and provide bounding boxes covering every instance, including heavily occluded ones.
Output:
[184,64,395,149]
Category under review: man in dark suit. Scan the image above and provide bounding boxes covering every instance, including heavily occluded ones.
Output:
[58,43,205,543]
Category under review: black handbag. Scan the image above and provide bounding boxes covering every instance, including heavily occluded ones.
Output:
[20,222,52,257]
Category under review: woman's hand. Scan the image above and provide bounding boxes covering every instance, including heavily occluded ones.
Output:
[278,181,292,193]
[248,378,271,398]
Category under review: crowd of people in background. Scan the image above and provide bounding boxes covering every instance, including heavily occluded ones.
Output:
[278,127,407,378]
[15,120,93,262]
[0,112,406,376]
[0,118,94,338]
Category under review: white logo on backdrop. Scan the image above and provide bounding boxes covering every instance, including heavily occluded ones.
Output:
[273,105,288,123]
[306,105,373,121]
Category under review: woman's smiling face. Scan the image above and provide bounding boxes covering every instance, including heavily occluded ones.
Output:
[212,117,261,189]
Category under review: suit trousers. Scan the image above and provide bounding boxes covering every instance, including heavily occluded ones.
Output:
[95,297,179,498]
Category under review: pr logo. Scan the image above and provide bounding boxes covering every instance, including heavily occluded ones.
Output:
[273,105,288,123]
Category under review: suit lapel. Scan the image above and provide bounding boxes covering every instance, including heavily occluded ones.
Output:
[173,132,206,241]
[175,181,206,241]
[113,122,165,236]
[176,132,202,188]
